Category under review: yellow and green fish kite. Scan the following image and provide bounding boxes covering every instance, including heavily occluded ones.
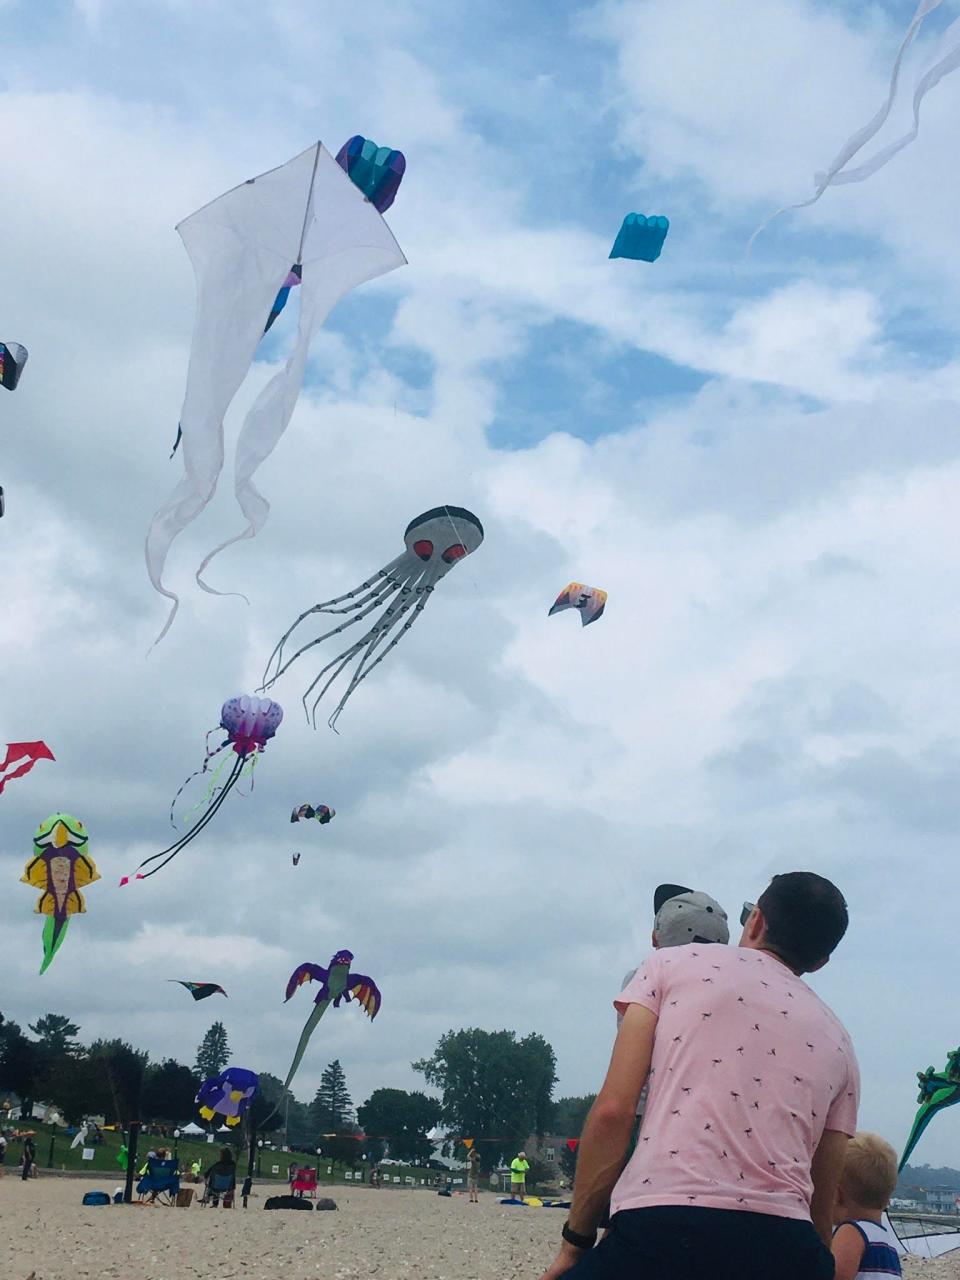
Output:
[20,813,99,974]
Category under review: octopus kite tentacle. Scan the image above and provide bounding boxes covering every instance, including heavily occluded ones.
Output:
[304,576,429,727]
[327,588,434,730]
[262,556,412,682]
[264,567,420,691]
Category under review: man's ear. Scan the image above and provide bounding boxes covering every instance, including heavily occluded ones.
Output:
[651,929,659,950]
[745,907,765,943]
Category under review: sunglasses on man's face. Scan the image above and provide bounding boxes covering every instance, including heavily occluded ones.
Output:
[740,902,757,926]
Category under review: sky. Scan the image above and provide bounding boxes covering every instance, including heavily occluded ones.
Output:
[3,0,960,1168]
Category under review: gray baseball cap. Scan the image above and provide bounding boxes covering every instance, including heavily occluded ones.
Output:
[653,886,729,947]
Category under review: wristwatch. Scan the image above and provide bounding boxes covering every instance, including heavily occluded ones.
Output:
[562,1221,597,1251]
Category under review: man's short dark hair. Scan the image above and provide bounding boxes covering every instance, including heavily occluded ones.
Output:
[757,872,848,972]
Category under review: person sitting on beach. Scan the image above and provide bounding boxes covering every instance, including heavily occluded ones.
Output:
[538,871,858,1280]
[142,1146,175,1204]
[204,1148,236,1206]
[831,1133,901,1279]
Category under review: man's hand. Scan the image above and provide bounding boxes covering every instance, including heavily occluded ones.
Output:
[536,1241,586,1280]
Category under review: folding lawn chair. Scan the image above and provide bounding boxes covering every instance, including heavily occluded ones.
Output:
[202,1169,236,1207]
[292,1167,318,1198]
[136,1157,181,1206]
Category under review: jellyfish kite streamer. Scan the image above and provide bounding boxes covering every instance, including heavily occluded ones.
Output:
[145,141,407,644]
[280,949,381,1095]
[20,813,100,975]
[751,0,960,246]
[119,695,282,885]
[549,583,607,626]
[262,505,484,729]
[196,1067,259,1127]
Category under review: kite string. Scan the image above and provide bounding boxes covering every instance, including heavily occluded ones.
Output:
[442,504,481,595]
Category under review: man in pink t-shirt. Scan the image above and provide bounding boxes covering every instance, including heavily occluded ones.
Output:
[537,872,858,1280]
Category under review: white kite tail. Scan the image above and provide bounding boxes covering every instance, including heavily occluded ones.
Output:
[821,13,960,188]
[144,234,293,646]
[748,0,949,250]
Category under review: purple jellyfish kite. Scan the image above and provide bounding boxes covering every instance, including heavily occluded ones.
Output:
[120,695,282,884]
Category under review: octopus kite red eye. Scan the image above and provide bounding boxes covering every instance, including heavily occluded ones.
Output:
[261,505,485,731]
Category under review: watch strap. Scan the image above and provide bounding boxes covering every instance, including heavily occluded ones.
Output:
[562,1221,597,1251]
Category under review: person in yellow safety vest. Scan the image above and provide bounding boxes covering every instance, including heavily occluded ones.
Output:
[510,1151,530,1199]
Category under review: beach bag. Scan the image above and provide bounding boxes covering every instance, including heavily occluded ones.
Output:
[82,1191,111,1206]
[316,1198,338,1211]
[264,1194,313,1210]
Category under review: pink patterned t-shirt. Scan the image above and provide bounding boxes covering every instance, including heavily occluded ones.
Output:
[610,945,859,1220]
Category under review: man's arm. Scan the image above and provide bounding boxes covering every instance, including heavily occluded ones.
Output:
[537,1004,656,1280]
[809,1128,849,1246]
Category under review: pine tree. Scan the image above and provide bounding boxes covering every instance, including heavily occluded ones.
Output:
[311,1059,353,1131]
[29,1013,81,1057]
[194,1022,230,1080]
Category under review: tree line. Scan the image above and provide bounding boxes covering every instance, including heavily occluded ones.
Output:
[1,1012,591,1170]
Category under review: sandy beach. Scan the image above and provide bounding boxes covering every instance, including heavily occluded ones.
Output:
[0,1177,955,1279]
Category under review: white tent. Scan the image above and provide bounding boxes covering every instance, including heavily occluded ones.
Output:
[179,1122,204,1136]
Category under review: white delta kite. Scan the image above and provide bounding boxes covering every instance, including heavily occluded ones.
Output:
[146,142,407,642]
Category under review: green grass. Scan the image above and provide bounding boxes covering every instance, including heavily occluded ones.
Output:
[17,1123,467,1188]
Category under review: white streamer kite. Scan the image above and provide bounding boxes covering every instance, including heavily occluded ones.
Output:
[750,0,960,246]
[146,143,407,643]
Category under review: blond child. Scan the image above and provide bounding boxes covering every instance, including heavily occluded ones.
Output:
[832,1132,902,1280]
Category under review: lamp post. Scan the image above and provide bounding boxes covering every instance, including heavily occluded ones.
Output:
[316,1146,323,1185]
[257,1138,263,1177]
[173,1128,181,1164]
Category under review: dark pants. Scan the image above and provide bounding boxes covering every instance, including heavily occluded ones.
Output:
[565,1207,835,1280]
[21,1157,32,1181]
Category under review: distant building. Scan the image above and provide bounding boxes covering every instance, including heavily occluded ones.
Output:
[921,1186,960,1215]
